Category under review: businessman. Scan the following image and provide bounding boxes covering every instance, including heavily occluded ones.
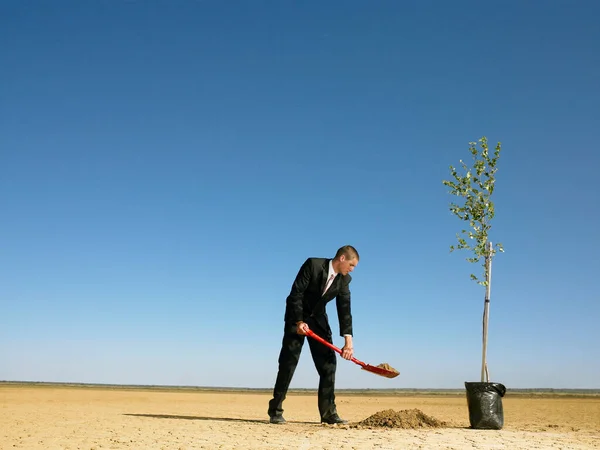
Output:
[267,245,359,425]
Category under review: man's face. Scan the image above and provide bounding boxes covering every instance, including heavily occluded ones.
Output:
[338,255,358,275]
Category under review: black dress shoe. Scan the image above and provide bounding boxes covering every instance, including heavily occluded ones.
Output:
[321,414,348,425]
[269,415,286,424]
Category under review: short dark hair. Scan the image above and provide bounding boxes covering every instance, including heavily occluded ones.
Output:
[334,245,359,261]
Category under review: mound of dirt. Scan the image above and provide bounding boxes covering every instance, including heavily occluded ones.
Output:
[353,408,447,429]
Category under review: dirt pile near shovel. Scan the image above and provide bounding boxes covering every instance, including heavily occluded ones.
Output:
[353,408,448,429]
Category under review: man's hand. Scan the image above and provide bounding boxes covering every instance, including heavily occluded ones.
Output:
[296,321,309,335]
[341,335,354,360]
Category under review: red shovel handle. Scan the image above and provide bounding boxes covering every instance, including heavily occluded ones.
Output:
[305,329,367,368]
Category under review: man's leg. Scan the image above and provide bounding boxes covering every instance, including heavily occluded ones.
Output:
[306,324,338,421]
[268,326,304,420]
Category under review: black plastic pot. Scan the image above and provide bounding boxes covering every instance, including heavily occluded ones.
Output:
[464,381,506,430]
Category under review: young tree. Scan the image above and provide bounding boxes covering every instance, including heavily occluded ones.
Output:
[442,136,503,382]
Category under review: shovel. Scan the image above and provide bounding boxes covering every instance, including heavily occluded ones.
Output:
[305,328,399,379]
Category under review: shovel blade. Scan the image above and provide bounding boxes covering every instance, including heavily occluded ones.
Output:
[362,364,400,379]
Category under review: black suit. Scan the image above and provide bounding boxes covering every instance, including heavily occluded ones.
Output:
[268,257,353,420]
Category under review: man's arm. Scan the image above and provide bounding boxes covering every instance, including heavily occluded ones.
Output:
[285,258,313,329]
[336,275,354,359]
[336,274,353,336]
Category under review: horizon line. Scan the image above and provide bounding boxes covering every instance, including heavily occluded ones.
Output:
[2,380,599,394]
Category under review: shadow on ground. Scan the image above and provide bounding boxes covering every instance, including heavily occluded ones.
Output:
[124,413,314,425]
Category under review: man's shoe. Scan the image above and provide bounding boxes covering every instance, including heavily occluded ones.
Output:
[321,414,348,425]
[269,415,286,424]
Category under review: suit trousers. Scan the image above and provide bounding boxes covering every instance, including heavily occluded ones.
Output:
[268,318,338,420]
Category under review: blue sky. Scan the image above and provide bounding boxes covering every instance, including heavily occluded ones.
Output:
[1,1,598,390]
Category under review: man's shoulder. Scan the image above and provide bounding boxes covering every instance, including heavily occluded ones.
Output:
[305,257,328,265]
[300,257,328,272]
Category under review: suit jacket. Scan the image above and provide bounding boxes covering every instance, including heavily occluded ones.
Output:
[284,257,353,337]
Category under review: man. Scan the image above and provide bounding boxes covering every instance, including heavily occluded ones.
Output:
[267,245,359,425]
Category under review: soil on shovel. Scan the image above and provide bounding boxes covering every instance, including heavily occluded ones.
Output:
[352,408,448,429]
[375,363,399,375]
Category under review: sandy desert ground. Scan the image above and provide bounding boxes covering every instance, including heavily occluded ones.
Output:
[1,384,599,449]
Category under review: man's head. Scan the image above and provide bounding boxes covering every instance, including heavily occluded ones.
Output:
[332,245,359,275]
